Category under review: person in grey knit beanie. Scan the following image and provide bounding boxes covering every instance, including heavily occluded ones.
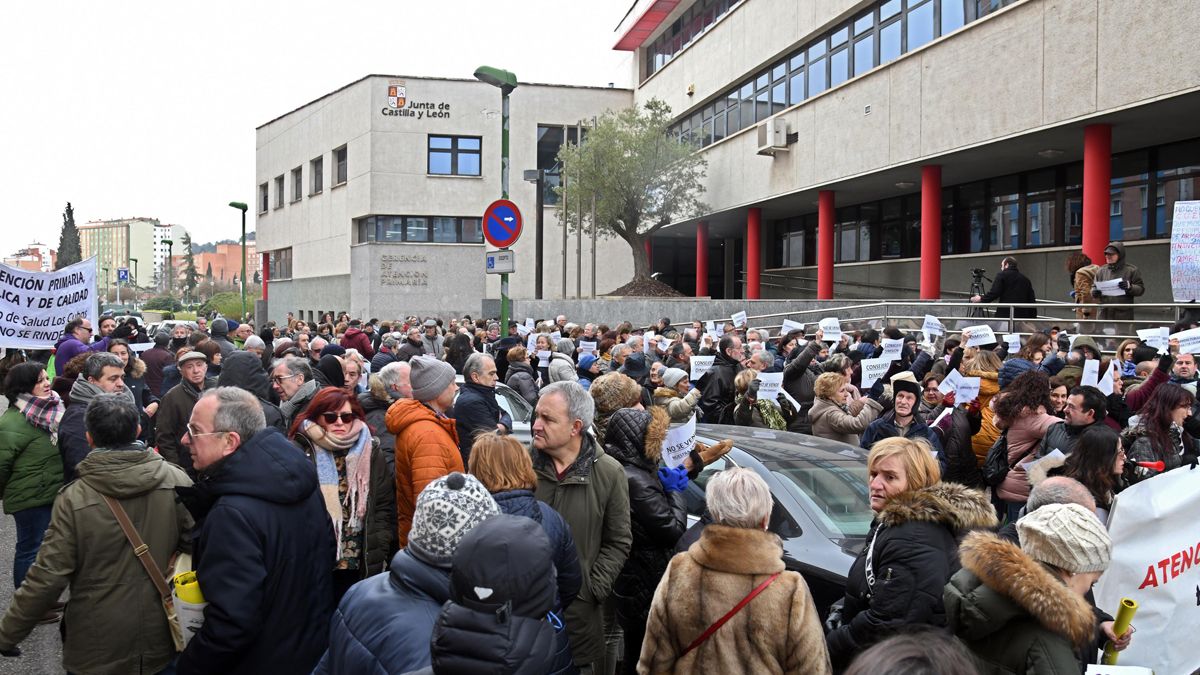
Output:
[409,356,456,403]
[1017,502,1112,574]
[408,472,499,568]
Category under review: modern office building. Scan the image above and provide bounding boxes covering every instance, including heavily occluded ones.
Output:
[618,0,1197,302]
[255,74,634,322]
[79,217,189,292]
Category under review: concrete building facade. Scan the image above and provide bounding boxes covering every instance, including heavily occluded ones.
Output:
[2,243,56,272]
[617,0,1198,303]
[255,75,635,324]
[79,218,189,292]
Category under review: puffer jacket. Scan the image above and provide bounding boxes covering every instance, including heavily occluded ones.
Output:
[604,408,685,624]
[945,531,1095,674]
[860,410,944,455]
[782,340,822,434]
[546,352,577,385]
[504,361,539,406]
[0,407,63,514]
[967,369,1001,464]
[492,489,582,612]
[652,386,701,423]
[294,433,397,577]
[370,348,399,374]
[930,406,984,488]
[996,407,1059,503]
[826,483,996,669]
[358,390,398,476]
[998,352,1064,389]
[809,396,882,446]
[0,447,192,674]
[385,398,462,548]
[1122,423,1197,484]
[1093,241,1145,320]
[1073,263,1101,318]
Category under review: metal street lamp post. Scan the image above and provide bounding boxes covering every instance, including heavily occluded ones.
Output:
[162,240,173,299]
[474,65,517,329]
[229,202,249,320]
[101,267,110,304]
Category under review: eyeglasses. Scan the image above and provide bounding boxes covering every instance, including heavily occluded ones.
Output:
[80,326,93,333]
[270,373,300,384]
[321,412,356,424]
[186,423,227,439]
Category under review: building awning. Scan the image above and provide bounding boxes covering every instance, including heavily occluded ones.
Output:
[613,0,680,51]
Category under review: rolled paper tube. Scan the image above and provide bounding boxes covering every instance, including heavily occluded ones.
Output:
[1100,597,1138,666]
[174,571,205,605]
[1135,461,1165,472]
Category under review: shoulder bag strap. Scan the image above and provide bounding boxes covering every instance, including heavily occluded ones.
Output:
[679,571,781,658]
[102,495,172,602]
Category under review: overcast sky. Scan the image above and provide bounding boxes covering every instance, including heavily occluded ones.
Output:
[0,1,634,256]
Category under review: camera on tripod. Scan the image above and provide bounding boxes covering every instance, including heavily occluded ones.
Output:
[971,267,987,278]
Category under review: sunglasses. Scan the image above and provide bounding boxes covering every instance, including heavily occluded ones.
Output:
[321,412,356,424]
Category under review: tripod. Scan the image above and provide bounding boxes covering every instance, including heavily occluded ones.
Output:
[968,271,991,319]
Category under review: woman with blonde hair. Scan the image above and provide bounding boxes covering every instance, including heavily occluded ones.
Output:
[957,334,1004,465]
[467,432,581,613]
[825,437,995,669]
[809,372,882,446]
[732,369,793,430]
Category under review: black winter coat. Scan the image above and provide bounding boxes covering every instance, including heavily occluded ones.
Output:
[699,351,743,424]
[395,339,425,362]
[505,361,539,406]
[370,349,399,373]
[825,483,996,670]
[57,403,88,484]
[176,428,336,675]
[492,489,583,613]
[452,382,512,465]
[979,267,1037,319]
[783,340,822,434]
[217,351,286,432]
[358,391,397,477]
[931,406,983,488]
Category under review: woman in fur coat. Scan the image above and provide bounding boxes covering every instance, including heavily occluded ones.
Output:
[638,468,831,675]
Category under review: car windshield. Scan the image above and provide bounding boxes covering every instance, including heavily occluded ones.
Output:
[766,460,873,539]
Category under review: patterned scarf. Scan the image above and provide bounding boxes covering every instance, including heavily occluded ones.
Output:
[736,394,788,431]
[15,392,65,444]
[302,419,372,563]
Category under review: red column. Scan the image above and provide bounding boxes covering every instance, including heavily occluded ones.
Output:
[818,190,835,299]
[920,165,942,299]
[1083,124,1112,265]
[746,208,761,299]
[695,221,709,297]
[260,252,269,300]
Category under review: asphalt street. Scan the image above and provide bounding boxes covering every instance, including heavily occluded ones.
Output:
[0,512,65,674]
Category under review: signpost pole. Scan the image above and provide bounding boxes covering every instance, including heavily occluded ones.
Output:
[500,89,510,330]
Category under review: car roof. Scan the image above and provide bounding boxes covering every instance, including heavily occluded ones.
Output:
[695,423,868,464]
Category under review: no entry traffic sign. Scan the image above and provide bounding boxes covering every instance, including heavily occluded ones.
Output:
[483,199,523,249]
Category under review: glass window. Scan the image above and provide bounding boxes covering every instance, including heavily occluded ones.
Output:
[432,217,457,243]
[854,12,874,35]
[739,82,755,128]
[405,217,428,242]
[291,167,302,202]
[830,48,849,86]
[429,136,452,149]
[334,146,347,184]
[755,71,769,90]
[880,0,902,20]
[258,183,268,213]
[461,218,483,243]
[771,81,787,114]
[854,36,875,76]
[428,150,452,175]
[427,135,482,176]
[788,70,805,104]
[1026,201,1056,247]
[809,57,827,95]
[809,41,826,60]
[831,27,849,47]
[713,109,727,142]
[772,62,787,81]
[942,0,967,34]
[310,156,323,194]
[273,175,284,208]
[881,20,902,62]
[907,0,935,51]
[382,216,404,242]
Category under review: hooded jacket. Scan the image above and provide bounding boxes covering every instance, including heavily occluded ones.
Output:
[0,447,192,675]
[653,386,702,423]
[1093,241,1145,319]
[860,409,944,455]
[945,531,1095,675]
[638,524,832,675]
[453,381,512,465]
[358,389,398,476]
[177,428,335,675]
[385,398,462,548]
[546,352,577,386]
[826,483,997,668]
[340,326,375,359]
[810,396,883,446]
[218,351,286,432]
[208,321,236,359]
[0,407,63,514]
[504,360,539,406]
[492,489,582,613]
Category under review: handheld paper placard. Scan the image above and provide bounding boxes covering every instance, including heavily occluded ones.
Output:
[731,311,748,328]
[964,325,996,347]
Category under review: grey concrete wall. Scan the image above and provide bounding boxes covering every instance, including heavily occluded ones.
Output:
[264,275,352,325]
[350,242,484,320]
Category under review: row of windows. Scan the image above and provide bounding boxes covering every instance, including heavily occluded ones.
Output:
[773,137,1200,268]
[644,0,741,79]
[353,215,484,245]
[266,248,292,280]
[259,146,347,214]
[669,0,1018,148]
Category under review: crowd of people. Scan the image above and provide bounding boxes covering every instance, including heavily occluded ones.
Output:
[0,267,1194,673]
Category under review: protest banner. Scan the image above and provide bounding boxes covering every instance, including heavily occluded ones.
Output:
[662,415,696,468]
[881,338,904,362]
[689,356,716,381]
[731,310,748,328]
[818,317,842,342]
[578,340,597,354]
[859,357,892,389]
[954,376,981,404]
[964,325,997,347]
[1171,327,1200,355]
[1169,200,1200,302]
[755,372,783,402]
[1094,466,1200,674]
[0,257,98,349]
[938,368,964,395]
[922,314,945,336]
[781,319,804,336]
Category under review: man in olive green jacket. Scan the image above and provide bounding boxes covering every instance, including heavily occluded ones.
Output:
[532,381,631,673]
[0,394,192,674]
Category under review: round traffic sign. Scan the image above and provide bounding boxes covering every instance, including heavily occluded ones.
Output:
[483,199,523,249]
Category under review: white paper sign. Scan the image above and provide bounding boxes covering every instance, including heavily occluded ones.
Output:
[964,325,996,347]
[1081,359,1101,387]
[516,324,531,337]
[658,337,671,353]
[578,340,597,354]
[818,317,842,342]
[0,257,99,349]
[1020,448,1066,473]
[705,320,716,334]
[881,338,904,362]
[715,323,725,337]
[662,415,697,469]
[1096,360,1116,396]
[1002,334,1022,352]
[1094,278,1126,297]
[537,350,552,367]
[954,376,981,404]
[859,356,892,389]
[731,311,748,328]
[1171,327,1200,355]
[549,331,562,342]
[642,332,654,355]
[526,333,538,352]
[524,318,535,330]
[781,319,804,336]
[922,314,945,337]
[1094,467,1200,675]
[755,372,784,402]
[938,368,964,395]
[689,356,716,381]
[129,342,155,353]
[1170,200,1200,302]
[1137,327,1170,351]
[931,406,954,428]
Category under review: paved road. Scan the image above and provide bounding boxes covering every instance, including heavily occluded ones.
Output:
[0,512,66,674]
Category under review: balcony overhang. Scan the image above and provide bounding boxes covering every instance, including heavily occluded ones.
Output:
[614,0,680,51]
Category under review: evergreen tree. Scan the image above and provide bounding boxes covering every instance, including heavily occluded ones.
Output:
[56,202,82,269]
[180,232,199,303]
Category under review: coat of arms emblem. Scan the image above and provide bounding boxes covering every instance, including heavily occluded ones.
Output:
[387,81,407,109]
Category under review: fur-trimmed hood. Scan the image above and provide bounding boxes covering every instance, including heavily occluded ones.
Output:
[1025,453,1067,487]
[653,386,681,400]
[877,482,997,532]
[126,356,146,379]
[688,524,785,577]
[603,406,669,470]
[949,531,1096,647]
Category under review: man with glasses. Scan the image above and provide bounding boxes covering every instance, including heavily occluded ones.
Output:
[272,356,319,428]
[176,387,334,675]
[156,351,217,477]
[53,316,111,366]
[308,337,328,367]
